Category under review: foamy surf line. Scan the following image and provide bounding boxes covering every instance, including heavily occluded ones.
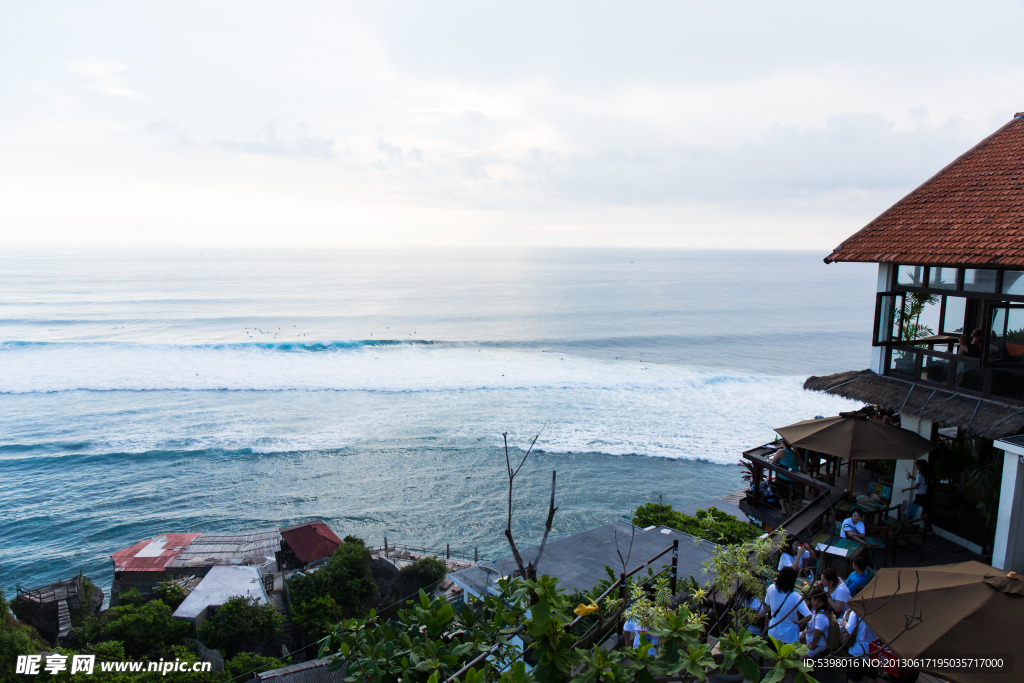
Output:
[3,339,787,394]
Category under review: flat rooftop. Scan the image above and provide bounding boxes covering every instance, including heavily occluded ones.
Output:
[172,565,270,621]
[450,521,717,598]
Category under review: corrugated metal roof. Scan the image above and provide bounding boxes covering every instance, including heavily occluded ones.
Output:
[167,529,281,568]
[825,115,1024,267]
[256,658,346,682]
[111,533,202,572]
[281,523,342,564]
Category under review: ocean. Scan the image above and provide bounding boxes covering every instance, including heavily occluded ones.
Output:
[0,248,873,598]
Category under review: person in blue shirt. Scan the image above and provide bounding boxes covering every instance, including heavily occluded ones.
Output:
[845,556,871,595]
[771,441,803,514]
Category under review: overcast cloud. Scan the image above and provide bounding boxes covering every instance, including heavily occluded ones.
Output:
[1,1,1022,248]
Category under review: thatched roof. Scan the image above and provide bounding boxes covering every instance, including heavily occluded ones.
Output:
[803,370,1024,440]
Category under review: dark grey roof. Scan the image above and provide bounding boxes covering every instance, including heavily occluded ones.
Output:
[804,369,1024,440]
[449,521,718,598]
[255,658,346,682]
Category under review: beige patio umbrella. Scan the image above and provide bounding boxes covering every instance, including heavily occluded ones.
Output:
[848,562,1024,683]
[774,411,937,493]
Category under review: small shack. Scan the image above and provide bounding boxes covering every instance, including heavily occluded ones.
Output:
[278,520,343,570]
[171,565,271,630]
[110,529,281,600]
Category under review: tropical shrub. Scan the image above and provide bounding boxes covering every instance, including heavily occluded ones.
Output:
[197,596,284,658]
[632,505,761,545]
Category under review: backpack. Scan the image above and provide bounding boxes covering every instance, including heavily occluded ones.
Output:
[825,611,841,652]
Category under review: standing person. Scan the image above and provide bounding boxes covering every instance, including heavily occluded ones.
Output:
[842,607,878,683]
[758,567,811,645]
[816,568,852,614]
[902,459,932,531]
[799,593,831,659]
[771,441,803,514]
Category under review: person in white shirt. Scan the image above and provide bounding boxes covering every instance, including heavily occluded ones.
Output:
[841,508,867,543]
[758,567,811,645]
[777,538,813,574]
[816,568,852,614]
[842,608,878,683]
[799,593,831,658]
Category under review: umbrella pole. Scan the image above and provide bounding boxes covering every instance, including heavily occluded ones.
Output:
[848,461,855,496]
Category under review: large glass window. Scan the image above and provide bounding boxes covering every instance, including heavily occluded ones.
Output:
[920,354,949,384]
[889,350,917,378]
[928,267,958,290]
[941,296,967,335]
[900,292,941,344]
[988,305,1024,365]
[1002,271,1024,296]
[992,369,1024,402]
[897,265,927,287]
[964,269,997,293]
[875,294,900,344]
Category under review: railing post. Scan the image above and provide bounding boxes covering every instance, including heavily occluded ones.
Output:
[618,573,627,636]
[474,547,478,563]
[670,539,678,595]
[447,543,450,559]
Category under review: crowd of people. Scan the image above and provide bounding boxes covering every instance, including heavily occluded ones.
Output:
[752,536,920,683]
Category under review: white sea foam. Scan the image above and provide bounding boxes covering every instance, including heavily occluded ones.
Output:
[0,341,861,464]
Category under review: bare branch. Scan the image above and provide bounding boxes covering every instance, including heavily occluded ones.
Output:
[614,520,636,577]
[532,470,559,570]
[501,426,552,580]
[511,423,547,479]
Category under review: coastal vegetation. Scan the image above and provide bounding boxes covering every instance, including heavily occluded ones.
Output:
[1,588,43,678]
[197,596,284,658]
[317,534,816,683]
[631,504,762,545]
[288,537,378,644]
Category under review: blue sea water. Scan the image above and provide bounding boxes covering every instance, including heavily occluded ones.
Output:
[0,248,874,597]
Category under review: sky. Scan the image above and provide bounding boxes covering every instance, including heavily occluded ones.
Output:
[1,1,1023,249]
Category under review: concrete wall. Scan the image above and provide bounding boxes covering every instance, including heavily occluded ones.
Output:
[992,442,1024,572]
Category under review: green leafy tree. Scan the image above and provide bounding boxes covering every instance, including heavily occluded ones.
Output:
[153,583,187,611]
[399,557,448,592]
[224,651,284,680]
[1,588,43,678]
[115,588,148,609]
[292,594,342,643]
[197,596,284,658]
[99,599,191,658]
[287,537,378,643]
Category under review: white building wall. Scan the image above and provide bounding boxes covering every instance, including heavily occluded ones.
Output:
[992,441,1024,572]
[870,263,893,374]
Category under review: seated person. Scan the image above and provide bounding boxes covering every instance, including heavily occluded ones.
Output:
[816,568,852,614]
[777,537,813,575]
[845,556,871,595]
[841,508,867,543]
[799,592,831,658]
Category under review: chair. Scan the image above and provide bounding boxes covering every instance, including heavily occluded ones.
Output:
[885,502,928,562]
[831,519,889,569]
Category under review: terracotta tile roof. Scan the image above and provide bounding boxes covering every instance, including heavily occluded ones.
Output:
[111,533,202,572]
[825,114,1024,267]
[280,522,343,564]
